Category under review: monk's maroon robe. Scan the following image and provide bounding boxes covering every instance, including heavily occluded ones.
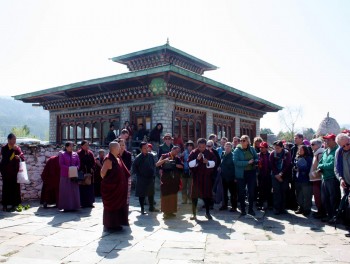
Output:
[40,155,60,205]
[188,149,216,199]
[0,144,24,207]
[101,153,130,228]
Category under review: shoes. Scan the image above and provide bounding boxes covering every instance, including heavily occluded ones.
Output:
[43,203,48,209]
[313,212,326,219]
[104,226,123,232]
[248,209,255,216]
[294,208,303,214]
[163,213,176,219]
[302,210,311,216]
[230,208,237,212]
[141,208,147,215]
[219,206,228,211]
[2,206,8,212]
[149,207,160,212]
[240,210,247,217]
[274,211,280,215]
[257,206,263,211]
[205,213,213,220]
[190,215,197,220]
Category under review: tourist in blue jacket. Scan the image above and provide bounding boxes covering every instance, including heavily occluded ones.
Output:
[233,135,258,216]
[294,145,313,216]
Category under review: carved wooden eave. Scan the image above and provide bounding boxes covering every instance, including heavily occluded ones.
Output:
[166,84,264,119]
[43,85,153,111]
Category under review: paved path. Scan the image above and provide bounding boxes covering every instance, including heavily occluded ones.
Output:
[0,192,349,264]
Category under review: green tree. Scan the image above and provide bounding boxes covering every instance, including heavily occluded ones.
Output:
[302,127,316,140]
[277,130,294,142]
[11,125,33,137]
[260,128,274,135]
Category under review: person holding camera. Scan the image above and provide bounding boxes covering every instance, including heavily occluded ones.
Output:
[156,146,183,219]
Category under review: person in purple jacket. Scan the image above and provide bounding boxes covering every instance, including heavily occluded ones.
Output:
[58,141,81,211]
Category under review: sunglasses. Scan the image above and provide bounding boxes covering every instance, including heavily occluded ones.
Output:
[343,143,350,148]
[241,139,247,142]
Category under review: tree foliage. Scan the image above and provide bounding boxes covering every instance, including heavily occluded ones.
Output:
[302,127,316,140]
[277,130,294,142]
[260,128,274,135]
[11,125,35,138]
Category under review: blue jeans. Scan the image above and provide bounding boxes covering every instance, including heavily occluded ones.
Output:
[237,170,256,212]
[321,178,340,218]
[272,175,288,213]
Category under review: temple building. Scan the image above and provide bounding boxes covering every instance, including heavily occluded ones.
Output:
[14,43,282,145]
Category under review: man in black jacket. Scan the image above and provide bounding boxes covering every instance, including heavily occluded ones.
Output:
[219,142,237,212]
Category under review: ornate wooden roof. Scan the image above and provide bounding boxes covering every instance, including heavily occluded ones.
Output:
[110,43,218,75]
[14,45,282,118]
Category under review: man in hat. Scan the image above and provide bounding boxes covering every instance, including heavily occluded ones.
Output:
[105,123,116,145]
[181,140,194,204]
[158,133,174,159]
[317,134,340,224]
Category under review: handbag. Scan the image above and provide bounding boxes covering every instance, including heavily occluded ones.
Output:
[17,161,30,184]
[79,173,92,185]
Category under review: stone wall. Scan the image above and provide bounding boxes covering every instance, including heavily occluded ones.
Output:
[152,97,174,135]
[0,144,107,201]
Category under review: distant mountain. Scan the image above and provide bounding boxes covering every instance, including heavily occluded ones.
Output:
[0,96,49,140]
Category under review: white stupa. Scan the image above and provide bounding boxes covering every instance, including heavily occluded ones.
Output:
[316,112,341,136]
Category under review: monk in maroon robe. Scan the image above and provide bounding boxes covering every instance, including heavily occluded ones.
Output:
[0,133,25,212]
[100,141,130,231]
[188,138,217,220]
[40,154,61,208]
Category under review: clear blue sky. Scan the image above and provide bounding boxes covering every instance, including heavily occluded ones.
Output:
[0,0,349,134]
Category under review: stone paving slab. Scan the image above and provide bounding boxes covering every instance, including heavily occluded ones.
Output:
[0,195,350,263]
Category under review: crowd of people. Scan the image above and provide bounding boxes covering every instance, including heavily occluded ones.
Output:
[1,126,350,235]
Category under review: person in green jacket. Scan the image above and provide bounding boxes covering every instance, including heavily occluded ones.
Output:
[233,135,258,216]
[317,134,340,224]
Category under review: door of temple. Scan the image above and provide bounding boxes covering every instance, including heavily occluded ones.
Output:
[130,104,152,141]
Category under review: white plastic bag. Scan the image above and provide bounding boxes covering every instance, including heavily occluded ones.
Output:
[68,166,78,178]
[17,161,30,184]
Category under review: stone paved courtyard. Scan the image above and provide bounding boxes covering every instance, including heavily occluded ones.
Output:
[0,192,349,264]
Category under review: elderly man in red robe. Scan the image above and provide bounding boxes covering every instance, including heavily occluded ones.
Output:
[100,141,130,231]
[40,154,61,208]
[188,138,217,220]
